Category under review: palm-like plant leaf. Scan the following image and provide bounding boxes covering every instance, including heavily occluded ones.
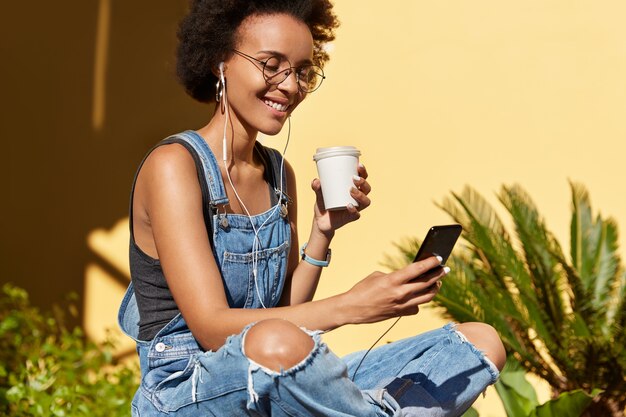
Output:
[497,185,577,379]
[570,182,622,333]
[610,270,626,337]
[438,187,566,387]
[385,182,626,416]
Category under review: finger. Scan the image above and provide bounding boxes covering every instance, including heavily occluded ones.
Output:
[357,163,368,180]
[397,304,420,317]
[392,256,445,284]
[409,282,442,305]
[401,276,444,301]
[311,179,326,210]
[345,204,361,221]
[350,188,371,210]
[352,176,372,195]
[402,269,447,295]
[412,265,446,282]
[396,281,443,312]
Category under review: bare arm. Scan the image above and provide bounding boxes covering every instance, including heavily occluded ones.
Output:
[141,145,445,351]
[278,160,330,306]
[279,161,373,305]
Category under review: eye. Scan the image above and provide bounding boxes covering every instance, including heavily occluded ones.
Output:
[297,66,317,84]
[297,66,312,78]
[263,56,281,74]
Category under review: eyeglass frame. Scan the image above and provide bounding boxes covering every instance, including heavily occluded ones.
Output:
[230,49,325,93]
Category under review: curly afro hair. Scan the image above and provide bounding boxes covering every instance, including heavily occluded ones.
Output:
[176,0,339,103]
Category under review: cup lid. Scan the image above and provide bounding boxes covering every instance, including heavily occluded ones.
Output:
[313,146,361,161]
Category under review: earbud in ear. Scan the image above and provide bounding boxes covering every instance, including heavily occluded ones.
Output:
[218,62,225,82]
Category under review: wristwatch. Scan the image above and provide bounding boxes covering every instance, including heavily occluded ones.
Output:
[299,242,331,267]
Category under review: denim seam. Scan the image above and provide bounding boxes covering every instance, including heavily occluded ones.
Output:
[265,395,301,417]
[190,385,248,406]
[147,336,201,358]
[223,240,290,262]
[398,331,450,378]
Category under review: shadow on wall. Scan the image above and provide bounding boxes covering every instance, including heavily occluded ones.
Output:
[0,1,209,326]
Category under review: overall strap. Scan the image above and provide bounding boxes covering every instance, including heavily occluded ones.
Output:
[166,130,230,206]
[261,145,290,204]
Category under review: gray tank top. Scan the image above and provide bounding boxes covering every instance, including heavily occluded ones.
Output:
[129,133,286,340]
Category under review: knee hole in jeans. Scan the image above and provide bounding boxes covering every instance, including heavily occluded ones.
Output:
[243,319,314,372]
[455,322,506,371]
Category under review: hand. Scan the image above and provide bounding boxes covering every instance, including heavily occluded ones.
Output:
[342,256,449,325]
[311,163,371,237]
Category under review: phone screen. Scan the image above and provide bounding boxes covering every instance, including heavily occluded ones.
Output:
[413,224,462,265]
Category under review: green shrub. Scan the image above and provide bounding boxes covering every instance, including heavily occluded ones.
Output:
[0,284,138,416]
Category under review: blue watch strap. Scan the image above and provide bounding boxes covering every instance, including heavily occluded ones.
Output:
[300,242,331,267]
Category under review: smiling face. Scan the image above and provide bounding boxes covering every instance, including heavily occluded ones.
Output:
[222,13,314,136]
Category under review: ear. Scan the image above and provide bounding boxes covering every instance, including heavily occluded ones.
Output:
[210,62,226,78]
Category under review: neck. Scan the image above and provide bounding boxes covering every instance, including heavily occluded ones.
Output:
[198,106,258,164]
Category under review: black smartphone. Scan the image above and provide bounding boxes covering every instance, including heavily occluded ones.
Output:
[413,224,462,265]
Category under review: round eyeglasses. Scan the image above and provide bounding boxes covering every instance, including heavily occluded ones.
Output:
[232,50,325,93]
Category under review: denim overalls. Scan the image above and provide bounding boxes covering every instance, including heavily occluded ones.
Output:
[119,131,499,417]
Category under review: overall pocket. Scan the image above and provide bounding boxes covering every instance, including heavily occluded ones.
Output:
[141,332,202,412]
[147,336,249,413]
[150,356,197,412]
[222,240,289,308]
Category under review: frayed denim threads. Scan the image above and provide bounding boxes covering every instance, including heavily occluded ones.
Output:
[446,323,500,385]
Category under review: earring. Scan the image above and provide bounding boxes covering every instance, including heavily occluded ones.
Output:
[215,79,223,102]
[215,78,226,114]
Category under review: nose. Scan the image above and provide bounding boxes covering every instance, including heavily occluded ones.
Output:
[276,69,300,95]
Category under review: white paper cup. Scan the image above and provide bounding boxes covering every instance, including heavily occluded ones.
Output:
[313,146,361,210]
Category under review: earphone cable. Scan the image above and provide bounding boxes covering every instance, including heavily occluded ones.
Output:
[220,67,291,309]
[350,317,402,382]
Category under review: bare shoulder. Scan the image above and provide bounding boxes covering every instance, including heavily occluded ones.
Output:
[142,142,196,179]
[136,142,202,209]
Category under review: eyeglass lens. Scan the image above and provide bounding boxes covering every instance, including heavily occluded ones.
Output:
[263,56,323,93]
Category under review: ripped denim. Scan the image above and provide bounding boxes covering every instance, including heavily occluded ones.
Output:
[130,318,392,417]
[343,323,500,417]
[127,315,498,417]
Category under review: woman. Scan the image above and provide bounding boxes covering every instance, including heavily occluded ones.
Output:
[118,1,506,416]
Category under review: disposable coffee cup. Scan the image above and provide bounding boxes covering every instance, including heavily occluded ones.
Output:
[313,146,361,210]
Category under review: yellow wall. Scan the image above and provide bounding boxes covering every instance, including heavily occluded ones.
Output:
[280,1,626,414]
[85,1,626,415]
[4,1,626,416]
[293,0,626,347]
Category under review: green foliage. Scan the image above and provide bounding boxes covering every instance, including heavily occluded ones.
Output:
[495,358,539,417]
[0,284,139,416]
[385,182,625,416]
[494,356,600,417]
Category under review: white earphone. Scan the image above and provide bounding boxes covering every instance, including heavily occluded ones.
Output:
[219,62,228,162]
[217,59,290,309]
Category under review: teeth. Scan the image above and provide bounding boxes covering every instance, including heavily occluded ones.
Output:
[264,99,288,112]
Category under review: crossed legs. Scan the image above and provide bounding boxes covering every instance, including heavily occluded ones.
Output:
[243,319,506,374]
